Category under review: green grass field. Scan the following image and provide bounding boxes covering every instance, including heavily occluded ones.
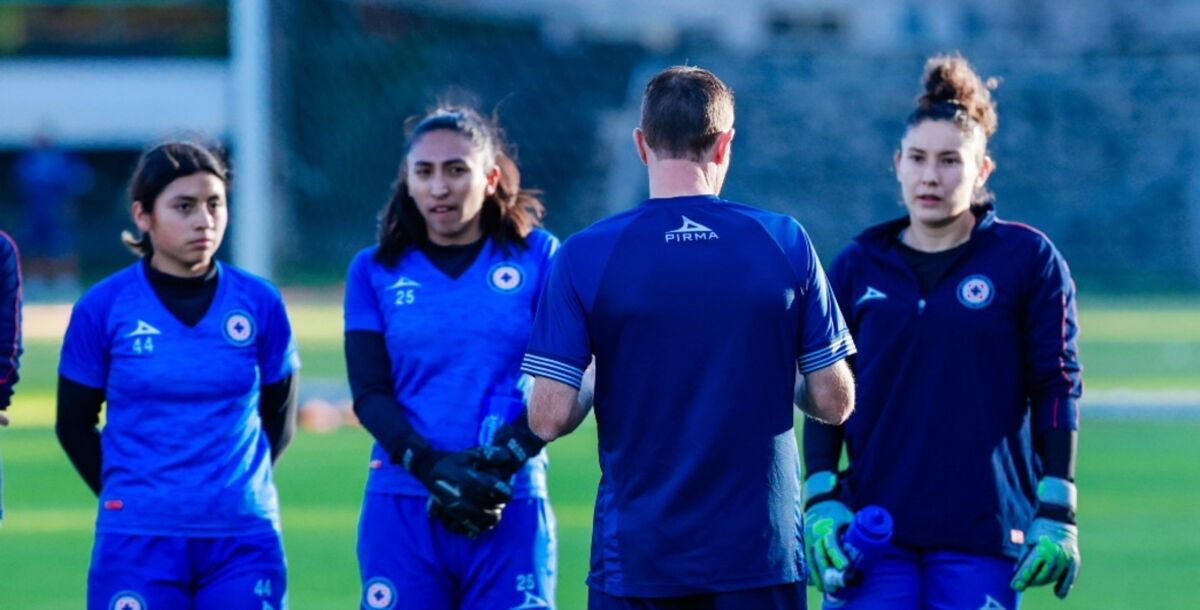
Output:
[1,301,1199,609]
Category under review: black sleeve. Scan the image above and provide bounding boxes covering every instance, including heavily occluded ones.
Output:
[55,375,105,495]
[0,233,21,410]
[802,419,845,479]
[345,330,429,463]
[260,373,298,462]
[1035,428,1077,482]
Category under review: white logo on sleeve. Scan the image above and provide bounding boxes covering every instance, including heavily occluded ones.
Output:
[665,216,719,243]
[856,286,888,305]
[125,320,161,337]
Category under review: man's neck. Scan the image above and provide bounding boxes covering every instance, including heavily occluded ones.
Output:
[647,160,718,199]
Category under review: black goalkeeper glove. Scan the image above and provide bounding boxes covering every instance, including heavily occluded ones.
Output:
[482,411,547,481]
[387,435,513,538]
[421,451,513,539]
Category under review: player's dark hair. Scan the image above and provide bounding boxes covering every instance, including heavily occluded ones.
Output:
[640,66,735,162]
[905,54,998,208]
[123,140,230,257]
[375,106,545,266]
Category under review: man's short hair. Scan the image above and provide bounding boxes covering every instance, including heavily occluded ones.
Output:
[640,66,735,162]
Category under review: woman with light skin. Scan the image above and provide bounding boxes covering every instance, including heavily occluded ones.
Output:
[802,55,1083,609]
[57,141,299,610]
[344,107,568,610]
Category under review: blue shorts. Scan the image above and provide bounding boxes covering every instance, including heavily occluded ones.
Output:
[87,531,286,610]
[824,546,1019,610]
[357,493,556,610]
[588,583,806,610]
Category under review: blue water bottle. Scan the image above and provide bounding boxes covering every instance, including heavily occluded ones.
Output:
[822,505,893,607]
[478,392,525,446]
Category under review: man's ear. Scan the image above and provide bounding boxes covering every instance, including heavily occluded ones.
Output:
[633,128,651,165]
[712,129,735,165]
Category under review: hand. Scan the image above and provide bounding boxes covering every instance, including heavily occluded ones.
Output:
[426,489,506,539]
[1011,477,1080,599]
[805,499,854,592]
[1010,517,1080,598]
[0,411,8,427]
[413,450,514,539]
[483,411,547,481]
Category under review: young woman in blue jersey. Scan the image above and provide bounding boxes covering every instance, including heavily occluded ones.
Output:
[802,55,1082,609]
[56,141,299,610]
[344,107,564,610]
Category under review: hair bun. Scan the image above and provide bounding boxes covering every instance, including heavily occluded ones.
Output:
[916,54,998,137]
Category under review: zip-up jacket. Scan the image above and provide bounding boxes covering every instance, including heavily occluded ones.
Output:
[0,231,21,410]
[824,205,1081,558]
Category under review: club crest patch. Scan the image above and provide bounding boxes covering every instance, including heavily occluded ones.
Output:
[363,577,397,609]
[487,263,525,294]
[223,310,256,346]
[957,274,994,309]
[110,591,147,610]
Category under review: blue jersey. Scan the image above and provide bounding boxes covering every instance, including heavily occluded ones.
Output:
[343,229,559,499]
[59,262,299,536]
[826,205,1081,559]
[522,195,855,597]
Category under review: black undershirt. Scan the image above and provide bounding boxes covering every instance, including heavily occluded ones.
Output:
[423,237,486,279]
[345,330,418,460]
[56,258,298,495]
[894,237,971,295]
[142,258,219,327]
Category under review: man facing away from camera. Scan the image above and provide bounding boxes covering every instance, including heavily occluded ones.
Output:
[513,65,856,610]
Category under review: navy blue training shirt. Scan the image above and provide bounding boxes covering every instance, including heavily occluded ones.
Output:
[523,195,855,597]
[825,205,1082,559]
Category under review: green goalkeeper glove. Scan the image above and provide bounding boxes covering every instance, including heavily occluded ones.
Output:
[803,471,854,593]
[1011,477,1080,599]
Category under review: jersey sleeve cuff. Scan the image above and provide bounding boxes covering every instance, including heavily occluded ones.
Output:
[521,353,585,389]
[797,332,857,374]
[343,313,384,333]
[1031,395,1080,432]
[262,351,301,385]
[58,364,105,390]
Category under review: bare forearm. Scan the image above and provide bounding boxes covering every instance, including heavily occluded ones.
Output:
[802,359,855,425]
[529,376,589,442]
